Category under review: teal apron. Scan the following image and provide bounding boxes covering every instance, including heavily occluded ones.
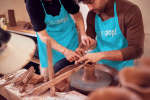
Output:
[93,2,134,70]
[37,0,78,68]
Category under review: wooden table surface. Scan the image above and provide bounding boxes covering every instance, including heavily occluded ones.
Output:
[0,69,87,100]
[7,22,36,37]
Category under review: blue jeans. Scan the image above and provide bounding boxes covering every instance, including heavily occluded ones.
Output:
[54,58,74,73]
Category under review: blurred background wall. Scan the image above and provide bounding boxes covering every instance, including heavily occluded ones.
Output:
[0,0,30,22]
[0,0,149,33]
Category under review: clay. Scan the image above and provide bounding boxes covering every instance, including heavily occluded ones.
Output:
[0,71,27,88]
[119,67,150,100]
[14,70,30,86]
[0,67,42,94]
[88,87,142,100]
[19,84,35,93]
[17,67,35,93]
[19,85,26,93]
[23,66,35,84]
[22,64,85,96]
[0,73,16,87]
[0,80,12,88]
[82,64,97,82]
[28,73,44,85]
[3,73,15,81]
[55,65,77,77]
[70,64,117,92]
[55,79,70,92]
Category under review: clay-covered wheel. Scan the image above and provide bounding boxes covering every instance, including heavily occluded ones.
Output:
[70,64,116,92]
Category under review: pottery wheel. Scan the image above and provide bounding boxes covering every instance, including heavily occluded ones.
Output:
[70,68,113,92]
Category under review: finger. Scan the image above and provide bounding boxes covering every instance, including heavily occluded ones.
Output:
[73,54,80,61]
[74,52,80,58]
[71,54,79,62]
[68,57,73,62]
[76,56,87,64]
[75,50,82,56]
[70,55,76,62]
[79,50,84,56]
[75,52,81,59]
[44,76,49,82]
[89,38,95,46]
[88,38,92,45]
[67,56,73,62]
[82,39,87,46]
[92,39,96,45]
[71,55,76,62]
[75,61,78,65]
[73,56,79,61]
[84,59,91,64]
[88,39,96,48]
[89,38,93,45]
[80,50,86,56]
[80,43,85,48]
[85,39,90,47]
[76,50,84,57]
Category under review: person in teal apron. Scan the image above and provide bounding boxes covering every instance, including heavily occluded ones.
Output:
[25,0,95,75]
[77,0,144,71]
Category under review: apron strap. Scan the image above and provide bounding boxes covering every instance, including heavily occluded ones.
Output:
[114,1,118,26]
[59,0,62,5]
[96,1,117,23]
[40,0,47,14]
[114,2,117,17]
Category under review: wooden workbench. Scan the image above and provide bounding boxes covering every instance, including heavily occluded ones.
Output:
[0,69,87,100]
[7,22,36,37]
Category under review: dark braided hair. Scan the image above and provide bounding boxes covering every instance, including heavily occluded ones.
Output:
[0,28,11,48]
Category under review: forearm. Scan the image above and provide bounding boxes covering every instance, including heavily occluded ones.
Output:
[97,46,143,61]
[72,12,86,36]
[97,50,124,61]
[38,29,67,54]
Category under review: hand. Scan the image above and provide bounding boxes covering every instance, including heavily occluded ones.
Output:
[75,47,85,57]
[76,53,104,64]
[81,35,96,50]
[63,49,80,62]
[40,67,49,82]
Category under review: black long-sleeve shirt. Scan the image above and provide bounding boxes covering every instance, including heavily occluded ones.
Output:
[25,0,80,32]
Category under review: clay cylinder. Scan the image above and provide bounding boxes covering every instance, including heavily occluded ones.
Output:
[8,9,16,26]
[119,67,150,100]
[82,64,97,82]
[88,87,142,100]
